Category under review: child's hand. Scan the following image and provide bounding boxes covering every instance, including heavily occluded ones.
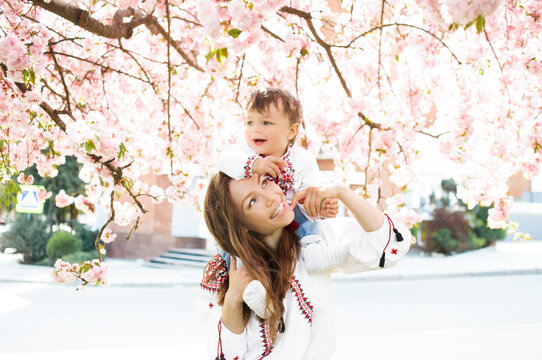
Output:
[252,156,286,178]
[319,198,339,218]
[292,186,341,218]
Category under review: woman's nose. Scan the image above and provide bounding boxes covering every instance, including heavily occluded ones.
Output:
[263,192,274,207]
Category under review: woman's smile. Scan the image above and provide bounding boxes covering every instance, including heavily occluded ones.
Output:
[270,201,286,219]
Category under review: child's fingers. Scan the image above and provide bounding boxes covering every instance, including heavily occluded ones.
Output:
[291,189,307,209]
[270,163,282,177]
[266,164,279,178]
[272,158,286,170]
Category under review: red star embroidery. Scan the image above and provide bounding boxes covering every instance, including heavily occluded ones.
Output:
[234,357,239,360]
[209,302,214,308]
[391,248,398,255]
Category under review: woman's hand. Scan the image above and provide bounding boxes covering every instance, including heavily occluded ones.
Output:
[224,257,253,306]
[222,257,253,334]
[291,185,345,218]
[320,198,339,218]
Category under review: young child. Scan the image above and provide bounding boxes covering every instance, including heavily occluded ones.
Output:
[218,88,350,319]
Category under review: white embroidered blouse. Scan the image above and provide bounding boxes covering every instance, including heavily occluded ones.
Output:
[197,216,412,360]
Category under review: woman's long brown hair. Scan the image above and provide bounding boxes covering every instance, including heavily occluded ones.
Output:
[203,172,300,345]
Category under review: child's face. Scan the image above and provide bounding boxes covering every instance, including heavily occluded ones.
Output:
[244,103,299,158]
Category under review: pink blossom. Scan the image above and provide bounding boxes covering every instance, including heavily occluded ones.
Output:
[55,190,75,208]
[50,268,76,284]
[37,188,52,201]
[80,261,109,286]
[74,195,95,214]
[16,173,34,185]
[100,228,117,244]
[488,196,513,229]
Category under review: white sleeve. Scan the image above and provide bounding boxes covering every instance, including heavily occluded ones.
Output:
[197,256,248,359]
[291,147,320,190]
[218,143,260,181]
[320,215,412,274]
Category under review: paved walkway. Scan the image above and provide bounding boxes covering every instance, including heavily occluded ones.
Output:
[1,241,541,286]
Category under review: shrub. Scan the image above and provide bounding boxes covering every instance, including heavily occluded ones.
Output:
[467,233,486,250]
[61,250,101,263]
[469,205,507,244]
[72,222,99,252]
[432,228,458,255]
[46,231,82,260]
[3,214,50,263]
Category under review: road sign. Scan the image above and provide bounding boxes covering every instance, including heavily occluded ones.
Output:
[16,185,45,214]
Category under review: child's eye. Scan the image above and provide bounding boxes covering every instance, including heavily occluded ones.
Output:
[248,198,256,208]
[263,121,272,125]
[247,121,254,126]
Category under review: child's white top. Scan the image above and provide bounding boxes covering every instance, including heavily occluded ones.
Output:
[197,216,412,360]
[218,141,321,203]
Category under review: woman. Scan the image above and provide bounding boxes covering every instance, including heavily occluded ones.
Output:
[199,172,411,360]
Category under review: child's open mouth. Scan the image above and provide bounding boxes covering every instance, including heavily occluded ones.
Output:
[253,138,267,145]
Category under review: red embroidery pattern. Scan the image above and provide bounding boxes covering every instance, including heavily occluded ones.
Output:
[258,320,272,359]
[391,248,398,255]
[290,276,313,325]
[264,151,295,195]
[244,155,259,178]
[209,302,214,308]
[200,255,228,293]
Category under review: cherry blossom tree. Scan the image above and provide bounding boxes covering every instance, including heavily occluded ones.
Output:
[1,0,540,286]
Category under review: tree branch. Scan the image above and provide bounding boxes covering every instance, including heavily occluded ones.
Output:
[280,6,352,97]
[261,25,285,42]
[338,22,462,64]
[32,0,203,71]
[377,0,386,106]
[32,0,148,39]
[48,43,72,113]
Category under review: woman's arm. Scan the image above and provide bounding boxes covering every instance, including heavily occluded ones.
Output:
[292,185,411,272]
[198,256,249,359]
[292,185,384,232]
[222,257,252,333]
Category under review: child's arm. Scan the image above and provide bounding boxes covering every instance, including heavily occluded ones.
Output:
[218,143,259,180]
[293,147,338,218]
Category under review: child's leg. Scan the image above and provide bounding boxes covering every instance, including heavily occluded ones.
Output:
[293,206,324,239]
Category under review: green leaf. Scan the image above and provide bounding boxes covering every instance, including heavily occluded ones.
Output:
[205,48,217,63]
[228,28,242,38]
[300,48,309,56]
[476,15,485,34]
[216,48,228,66]
[29,68,36,85]
[84,139,96,153]
[464,20,474,30]
[118,142,127,161]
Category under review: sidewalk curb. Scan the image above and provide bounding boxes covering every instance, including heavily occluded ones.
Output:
[2,267,541,287]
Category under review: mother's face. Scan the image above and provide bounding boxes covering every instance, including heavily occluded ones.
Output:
[229,175,295,236]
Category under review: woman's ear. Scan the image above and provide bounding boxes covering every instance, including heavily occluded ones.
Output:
[288,123,300,141]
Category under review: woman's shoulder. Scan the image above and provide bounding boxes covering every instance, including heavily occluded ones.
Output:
[200,254,229,293]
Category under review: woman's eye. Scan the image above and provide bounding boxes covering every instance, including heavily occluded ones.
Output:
[263,121,271,125]
[262,179,268,187]
[249,198,256,208]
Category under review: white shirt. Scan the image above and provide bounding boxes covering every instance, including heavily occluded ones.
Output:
[218,142,321,203]
[197,216,412,359]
